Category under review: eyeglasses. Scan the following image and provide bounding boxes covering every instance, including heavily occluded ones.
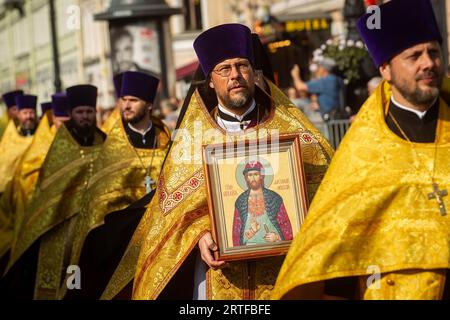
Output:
[212,61,251,77]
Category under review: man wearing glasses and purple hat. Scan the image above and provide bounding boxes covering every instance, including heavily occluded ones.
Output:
[130,23,332,300]
[274,0,450,300]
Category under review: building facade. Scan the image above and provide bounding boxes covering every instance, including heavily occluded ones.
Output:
[0,0,114,110]
[0,0,249,111]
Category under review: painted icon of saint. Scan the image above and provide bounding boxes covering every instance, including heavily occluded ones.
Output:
[232,160,293,246]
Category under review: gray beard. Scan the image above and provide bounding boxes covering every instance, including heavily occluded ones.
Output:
[228,97,250,109]
[22,120,36,130]
[223,92,252,110]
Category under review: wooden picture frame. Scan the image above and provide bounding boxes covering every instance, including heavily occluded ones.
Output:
[203,133,309,261]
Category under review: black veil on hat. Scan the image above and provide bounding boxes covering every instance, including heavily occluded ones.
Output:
[40,102,52,115]
[251,33,275,83]
[174,65,218,132]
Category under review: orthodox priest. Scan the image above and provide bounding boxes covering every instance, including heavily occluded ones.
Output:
[1,90,22,124]
[0,93,69,273]
[0,92,35,274]
[1,90,22,139]
[0,94,37,196]
[39,102,52,119]
[121,24,333,300]
[0,85,106,299]
[60,71,170,300]
[101,65,212,300]
[273,0,450,300]
[0,109,7,139]
[2,94,69,221]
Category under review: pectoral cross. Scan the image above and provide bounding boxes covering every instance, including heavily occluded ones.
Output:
[428,183,448,216]
[144,175,154,194]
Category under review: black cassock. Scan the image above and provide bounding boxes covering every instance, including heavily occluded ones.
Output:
[385,98,439,143]
[64,191,153,300]
[0,125,106,300]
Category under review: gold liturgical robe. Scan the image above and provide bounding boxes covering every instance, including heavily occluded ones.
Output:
[272,80,450,300]
[14,111,56,206]
[0,112,55,260]
[54,117,169,300]
[6,124,104,298]
[0,120,33,193]
[0,120,33,260]
[103,81,333,300]
[0,111,8,139]
[100,106,120,134]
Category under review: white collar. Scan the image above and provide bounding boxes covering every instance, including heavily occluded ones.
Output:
[391,96,436,119]
[127,121,153,136]
[217,99,256,122]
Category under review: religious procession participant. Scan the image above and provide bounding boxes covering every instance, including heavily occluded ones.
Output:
[0,89,21,138]
[61,71,170,300]
[39,102,52,119]
[101,33,277,300]
[1,90,22,127]
[0,85,106,300]
[120,24,333,300]
[101,65,207,300]
[0,93,69,273]
[0,106,9,139]
[272,0,450,300]
[0,94,38,195]
[3,94,69,215]
[49,93,71,130]
[0,92,36,275]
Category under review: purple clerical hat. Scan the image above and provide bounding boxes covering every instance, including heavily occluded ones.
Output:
[357,0,442,68]
[120,71,159,104]
[15,95,37,110]
[193,23,254,76]
[66,85,97,109]
[51,93,69,117]
[2,90,24,108]
[40,102,52,115]
[113,73,124,99]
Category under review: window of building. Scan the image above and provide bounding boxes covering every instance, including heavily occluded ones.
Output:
[33,5,50,47]
[183,0,202,31]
